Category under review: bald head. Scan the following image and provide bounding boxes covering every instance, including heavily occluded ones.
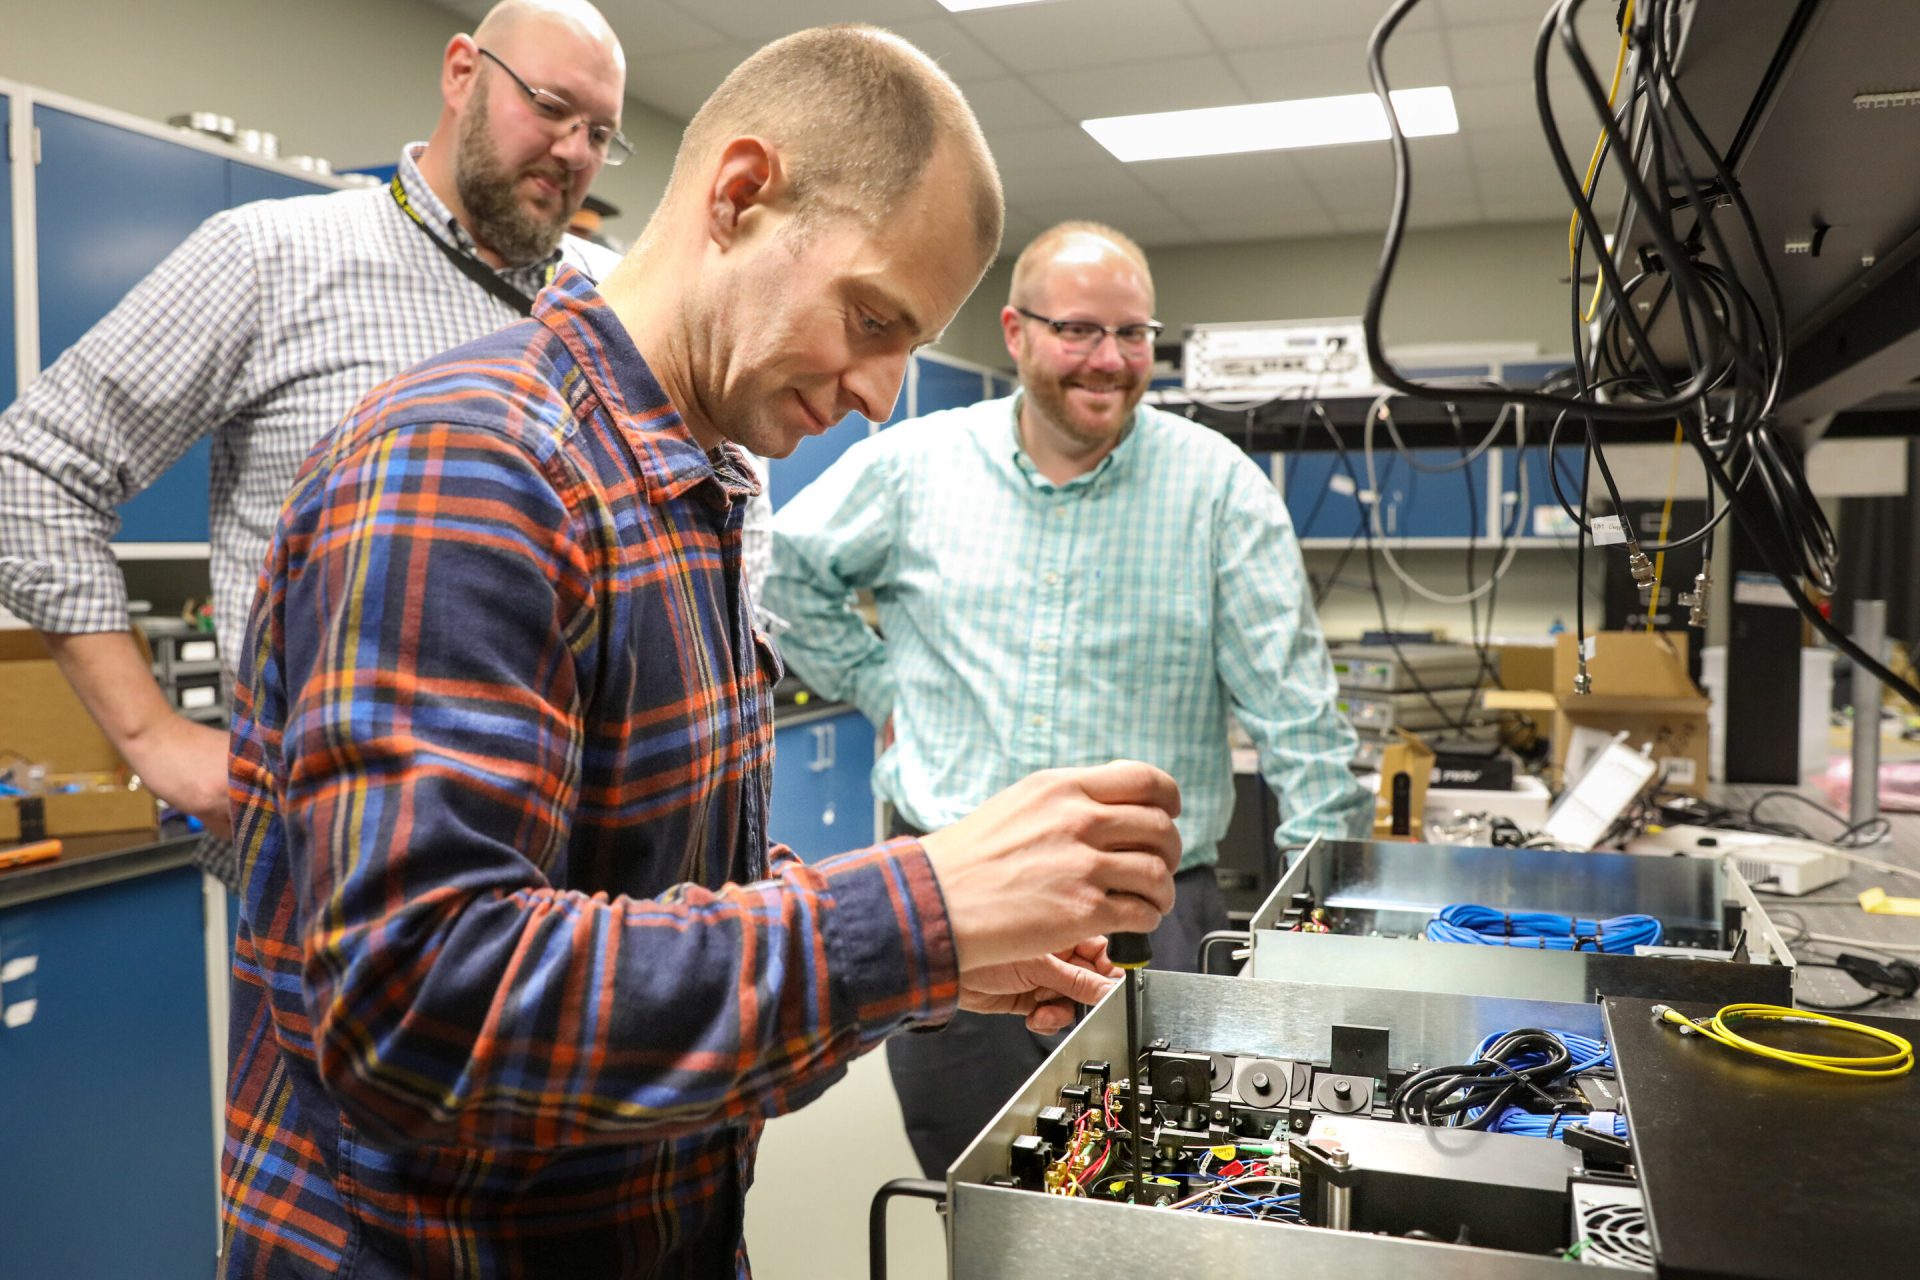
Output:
[664,24,1002,264]
[473,0,624,68]
[1010,221,1154,312]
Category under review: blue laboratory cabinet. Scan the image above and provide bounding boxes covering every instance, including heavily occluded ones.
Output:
[29,105,332,543]
[0,866,217,1280]
[771,709,877,862]
[1283,446,1492,541]
[766,350,1004,511]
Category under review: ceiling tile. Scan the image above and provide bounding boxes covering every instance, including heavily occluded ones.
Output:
[1229,29,1449,103]
[1291,133,1477,212]
[884,16,1010,81]
[960,77,1072,132]
[1008,202,1197,247]
[954,0,1216,74]
[1479,182,1584,222]
[1186,209,1342,242]
[1442,19,1550,86]
[1188,0,1435,49]
[1016,185,1184,225]
[1466,122,1554,170]
[1130,152,1327,214]
[595,0,735,56]
[1002,162,1153,206]
[989,123,1113,172]
[1029,54,1250,121]
[679,0,934,45]
[1333,200,1483,233]
[623,42,754,119]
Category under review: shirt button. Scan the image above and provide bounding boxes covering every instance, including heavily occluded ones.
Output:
[1044,571,1059,586]
[1037,639,1053,653]
[1030,714,1046,727]
[1053,508,1068,520]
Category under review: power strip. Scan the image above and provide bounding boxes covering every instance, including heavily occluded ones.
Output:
[1623,824,1851,895]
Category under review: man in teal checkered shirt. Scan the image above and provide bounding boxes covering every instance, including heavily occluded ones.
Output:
[764,221,1370,1176]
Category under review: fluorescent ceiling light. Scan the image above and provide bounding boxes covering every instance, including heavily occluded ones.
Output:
[935,0,1060,11]
[1083,87,1459,163]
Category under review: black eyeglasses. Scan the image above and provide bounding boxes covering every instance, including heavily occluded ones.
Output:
[1014,306,1163,353]
[478,47,634,166]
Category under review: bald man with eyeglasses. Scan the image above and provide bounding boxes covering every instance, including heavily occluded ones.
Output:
[765,220,1372,1177]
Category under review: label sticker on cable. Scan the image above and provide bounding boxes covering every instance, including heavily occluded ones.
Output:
[1589,514,1628,546]
[1733,572,1795,608]
[1328,473,1356,497]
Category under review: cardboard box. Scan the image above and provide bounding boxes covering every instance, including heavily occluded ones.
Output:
[1371,729,1437,840]
[0,632,158,841]
[1482,632,1709,797]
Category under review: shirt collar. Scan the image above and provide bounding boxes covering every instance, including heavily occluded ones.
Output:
[1003,389,1141,493]
[395,143,561,290]
[532,270,754,505]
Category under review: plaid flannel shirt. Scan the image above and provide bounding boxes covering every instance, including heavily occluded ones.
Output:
[221,269,958,1279]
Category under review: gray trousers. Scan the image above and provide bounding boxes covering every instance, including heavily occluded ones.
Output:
[884,836,1227,1179]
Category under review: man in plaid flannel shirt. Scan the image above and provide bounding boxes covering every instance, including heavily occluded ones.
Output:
[221,25,1183,1279]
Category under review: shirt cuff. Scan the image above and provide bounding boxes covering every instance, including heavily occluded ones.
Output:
[815,835,959,1046]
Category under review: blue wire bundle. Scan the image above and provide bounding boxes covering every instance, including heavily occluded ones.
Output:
[1488,1107,1628,1140]
[1471,1029,1612,1075]
[1426,903,1662,954]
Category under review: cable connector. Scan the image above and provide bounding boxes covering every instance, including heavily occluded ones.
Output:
[1627,545,1655,599]
[1573,664,1593,697]
[1678,570,1710,628]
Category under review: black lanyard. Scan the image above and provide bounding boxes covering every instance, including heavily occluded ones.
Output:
[390,175,553,316]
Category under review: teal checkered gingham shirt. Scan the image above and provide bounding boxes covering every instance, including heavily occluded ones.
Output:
[765,394,1371,869]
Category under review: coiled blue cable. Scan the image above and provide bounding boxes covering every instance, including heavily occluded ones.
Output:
[1426,903,1662,954]
[1488,1106,1628,1140]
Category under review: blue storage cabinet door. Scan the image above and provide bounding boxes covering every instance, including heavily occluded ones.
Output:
[1372,447,1490,539]
[0,866,217,1279]
[34,107,228,362]
[1504,445,1583,538]
[913,354,988,416]
[1283,450,1369,540]
[36,107,230,543]
[770,710,876,862]
[226,159,332,207]
[0,95,13,410]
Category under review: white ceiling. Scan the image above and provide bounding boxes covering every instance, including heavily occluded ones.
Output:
[439,0,1627,249]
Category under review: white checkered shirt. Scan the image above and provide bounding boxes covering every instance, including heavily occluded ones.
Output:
[0,144,617,659]
[765,396,1372,868]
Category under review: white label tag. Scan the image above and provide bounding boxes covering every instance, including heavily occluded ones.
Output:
[180,640,218,663]
[1581,635,1597,662]
[180,685,218,710]
[1733,572,1795,608]
[1327,473,1356,496]
[3,998,36,1028]
[0,955,37,983]
[1590,514,1627,546]
[1659,756,1698,786]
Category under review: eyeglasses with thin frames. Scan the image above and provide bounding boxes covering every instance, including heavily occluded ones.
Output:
[477,47,634,166]
[1014,306,1163,354]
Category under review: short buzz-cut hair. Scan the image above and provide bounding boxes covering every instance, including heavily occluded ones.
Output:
[670,24,1002,260]
[1009,220,1154,309]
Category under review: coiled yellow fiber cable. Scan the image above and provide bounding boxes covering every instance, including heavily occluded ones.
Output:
[1652,1003,1914,1079]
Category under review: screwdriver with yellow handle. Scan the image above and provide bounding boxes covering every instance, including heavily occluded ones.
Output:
[1110,930,1151,1204]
